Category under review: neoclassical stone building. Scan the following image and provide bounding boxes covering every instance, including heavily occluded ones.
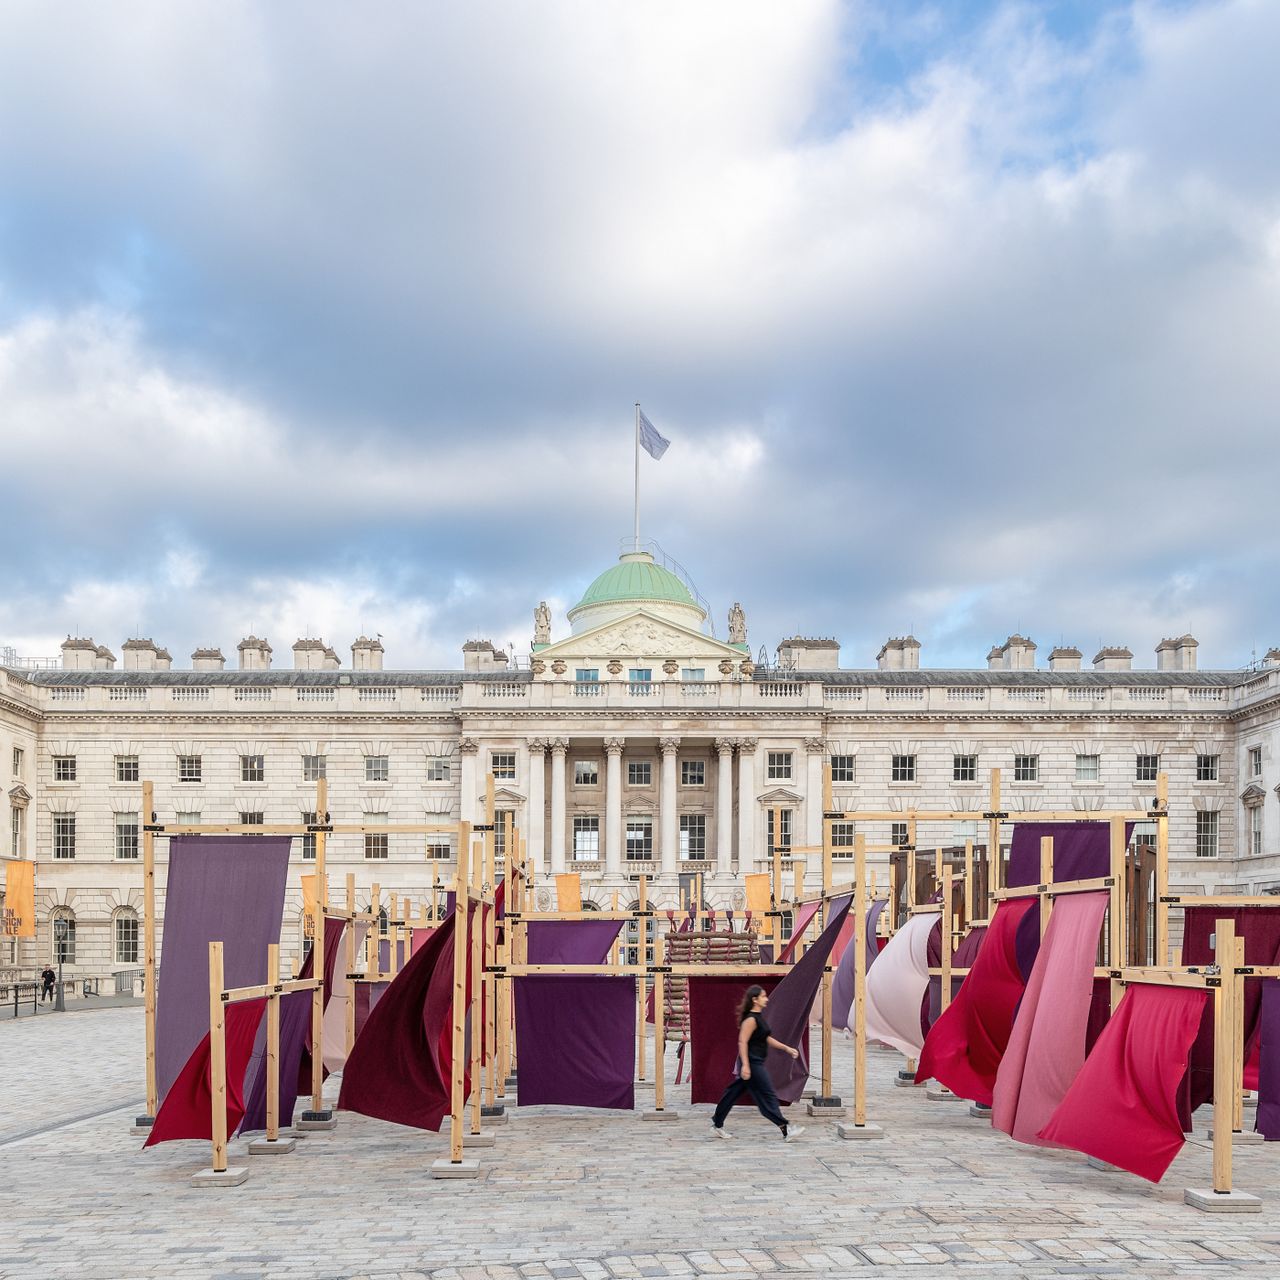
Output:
[4,547,1280,982]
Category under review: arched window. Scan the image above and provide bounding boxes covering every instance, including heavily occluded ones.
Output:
[114,908,139,965]
[624,901,653,967]
[378,906,390,936]
[580,899,600,912]
[778,909,795,943]
[51,908,76,965]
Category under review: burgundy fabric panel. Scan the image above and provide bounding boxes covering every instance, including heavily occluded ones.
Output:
[526,919,624,965]
[338,912,458,1132]
[297,915,348,1091]
[1181,907,1280,1109]
[154,836,292,1102]
[914,899,1036,1104]
[353,982,372,1040]
[926,924,989,1029]
[514,976,636,1109]
[687,976,784,1106]
[832,899,887,1031]
[1258,980,1280,1141]
[1038,983,1208,1182]
[921,919,944,1037]
[145,998,266,1146]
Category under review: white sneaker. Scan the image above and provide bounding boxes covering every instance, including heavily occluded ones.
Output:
[712,1126,733,1139]
[784,1125,806,1142]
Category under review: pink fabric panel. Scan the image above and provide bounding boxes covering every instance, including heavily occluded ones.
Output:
[322,921,369,1074]
[777,901,822,963]
[865,912,938,1059]
[992,892,1108,1144]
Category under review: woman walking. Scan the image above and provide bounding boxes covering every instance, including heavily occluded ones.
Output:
[711,985,805,1141]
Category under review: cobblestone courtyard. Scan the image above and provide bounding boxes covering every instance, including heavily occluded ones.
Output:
[2,1008,1278,1280]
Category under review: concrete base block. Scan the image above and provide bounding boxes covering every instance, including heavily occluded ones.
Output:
[1183,1187,1262,1213]
[504,1075,518,1088]
[893,1075,922,1089]
[430,1158,480,1179]
[133,1114,155,1129]
[295,1111,337,1132]
[1207,1127,1266,1144]
[969,1104,993,1119]
[248,1136,297,1155]
[190,1166,249,1188]
[480,1103,506,1117]
[800,1089,816,1101]
[641,1109,680,1122]
[926,1086,965,1102]
[807,1102,846,1118]
[1087,1156,1122,1172]
[481,1110,509,1125]
[462,1132,496,1148]
[837,1122,885,1140]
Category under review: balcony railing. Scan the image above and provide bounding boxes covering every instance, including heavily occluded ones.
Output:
[573,681,604,697]
[171,687,209,702]
[357,687,397,702]
[1127,687,1167,703]
[107,687,148,702]
[233,687,272,702]
[946,687,985,702]
[757,682,804,698]
[824,686,864,702]
[627,682,658,697]
[884,687,924,702]
[420,686,461,702]
[296,688,335,702]
[49,687,86,702]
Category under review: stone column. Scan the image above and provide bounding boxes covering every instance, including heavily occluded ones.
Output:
[458,737,479,826]
[715,738,735,876]
[737,737,758,869]
[549,738,569,874]
[660,737,680,877]
[604,738,625,876]
[805,737,826,849]
[526,739,548,877]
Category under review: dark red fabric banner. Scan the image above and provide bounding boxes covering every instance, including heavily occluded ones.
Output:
[686,976,784,1106]
[1038,983,1208,1182]
[144,998,267,1147]
[914,898,1036,1104]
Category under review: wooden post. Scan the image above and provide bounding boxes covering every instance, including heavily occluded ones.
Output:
[448,821,471,1163]
[1108,817,1126,1011]
[142,780,158,1121]
[309,777,328,1115]
[369,882,382,979]
[265,942,280,1141]
[469,833,484,1135]
[989,768,1002,903]
[939,868,954,1016]
[636,875,647,1082]
[820,761,834,1102]
[1039,836,1054,939]
[853,835,868,1127]
[654,939,667,1113]
[344,874,356,1056]
[1233,933,1246,1134]
[494,819,513,1103]
[963,839,974,927]
[484,809,502,1108]
[770,808,783,955]
[208,940,228,1173]
[1155,772,1170,964]
[1212,918,1237,1194]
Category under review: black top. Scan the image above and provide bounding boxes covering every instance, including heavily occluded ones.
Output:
[741,1011,771,1060]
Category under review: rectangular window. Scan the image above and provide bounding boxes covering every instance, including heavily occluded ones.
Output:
[302,754,327,782]
[830,755,856,784]
[176,811,201,827]
[114,813,139,861]
[1250,746,1263,777]
[178,755,202,784]
[767,751,793,781]
[681,668,705,681]
[115,755,139,783]
[239,811,264,827]
[891,821,909,848]
[572,815,600,860]
[831,821,855,856]
[625,817,653,860]
[1196,754,1220,782]
[240,754,265,783]
[493,809,514,861]
[426,839,452,861]
[627,761,652,786]
[679,814,706,859]
[53,755,76,782]
[365,814,389,859]
[629,668,652,684]
[952,755,977,783]
[681,760,705,787]
[53,813,76,860]
[301,812,317,861]
[1014,754,1039,782]
[426,757,451,783]
[1251,808,1263,857]
[10,806,21,857]
[574,759,599,787]
[765,809,792,857]
[114,913,139,964]
[365,755,389,783]
[489,752,516,781]
[1135,754,1160,783]
[891,754,916,783]
[52,915,75,964]
[1075,754,1100,782]
[1195,810,1219,858]
[12,746,22,777]
[575,668,599,683]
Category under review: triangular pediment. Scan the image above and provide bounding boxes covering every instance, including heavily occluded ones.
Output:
[1241,783,1267,807]
[7,783,30,808]
[758,787,804,806]
[535,609,745,665]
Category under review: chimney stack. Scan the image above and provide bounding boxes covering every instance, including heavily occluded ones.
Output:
[192,647,226,672]
[60,637,98,671]
[1155,634,1198,672]
[1092,646,1133,672]
[122,638,164,672]
[237,635,273,671]
[875,636,920,671]
[352,636,384,671]
[1047,645,1082,672]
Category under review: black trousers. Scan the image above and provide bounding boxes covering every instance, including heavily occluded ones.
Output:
[41,983,54,1002]
[712,1056,786,1130]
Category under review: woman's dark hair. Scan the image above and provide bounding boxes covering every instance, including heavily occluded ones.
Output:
[737,985,764,1022]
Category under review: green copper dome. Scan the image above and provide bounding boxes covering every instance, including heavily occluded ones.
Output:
[567,551,703,626]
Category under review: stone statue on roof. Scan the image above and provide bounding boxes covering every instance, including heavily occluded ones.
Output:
[534,600,552,645]
[728,601,747,645]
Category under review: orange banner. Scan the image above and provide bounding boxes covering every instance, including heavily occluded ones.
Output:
[744,872,772,915]
[2,860,35,938]
[301,873,317,937]
[555,872,582,912]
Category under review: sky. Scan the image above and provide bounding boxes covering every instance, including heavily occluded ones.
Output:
[1,0,1278,672]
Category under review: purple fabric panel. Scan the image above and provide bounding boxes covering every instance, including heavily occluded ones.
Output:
[377,938,408,971]
[832,900,887,1031]
[239,989,312,1134]
[515,976,635,1109]
[1258,980,1280,1140]
[526,920,624,965]
[866,899,888,972]
[154,836,292,1102]
[1007,822,1134,888]
[762,896,852,1103]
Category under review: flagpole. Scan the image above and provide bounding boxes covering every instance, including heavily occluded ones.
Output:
[633,402,641,553]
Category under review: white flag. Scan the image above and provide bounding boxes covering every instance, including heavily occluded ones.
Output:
[638,409,670,460]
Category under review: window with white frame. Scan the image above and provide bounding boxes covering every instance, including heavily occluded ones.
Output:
[575,668,599,683]
[891,821,909,848]
[1075,754,1100,782]
[302,754,327,782]
[681,668,705,681]
[891,754,916,783]
[53,755,76,782]
[301,812,316,861]
[114,813,139,861]
[239,811,264,827]
[573,815,600,860]
[365,815,389,859]
[178,755,202,784]
[53,814,76,860]
[830,755,855,784]
[831,821,855,857]
[629,668,652,685]
[426,839,451,861]
[51,909,75,964]
[681,760,705,787]
[625,817,653,860]
[628,761,652,786]
[12,746,22,777]
[494,808,514,860]
[114,909,139,964]
[490,752,516,781]
[765,809,792,856]
[1250,746,1263,777]
[767,751,793,781]
[624,905,654,967]
[175,811,201,826]
[426,757,451,783]
[240,754,265,783]
[10,806,21,857]
[1195,810,1219,858]
[1250,806,1263,858]
[952,755,977,783]
[1013,754,1039,782]
[365,755,389,783]
[679,814,706,858]
[115,755,139,783]
[1196,754,1220,782]
[1135,754,1160,783]
[574,759,599,786]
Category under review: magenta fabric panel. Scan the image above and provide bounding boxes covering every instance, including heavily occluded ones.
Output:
[992,892,1109,1144]
[778,901,822,964]
[154,836,292,1103]
[1258,980,1280,1140]
[526,920,624,965]
[514,976,636,1109]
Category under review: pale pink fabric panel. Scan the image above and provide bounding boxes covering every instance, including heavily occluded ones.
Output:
[865,912,939,1059]
[322,921,369,1073]
[992,891,1108,1145]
